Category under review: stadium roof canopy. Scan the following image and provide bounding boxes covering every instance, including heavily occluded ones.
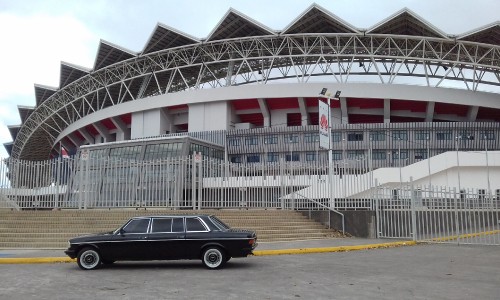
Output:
[4,4,500,160]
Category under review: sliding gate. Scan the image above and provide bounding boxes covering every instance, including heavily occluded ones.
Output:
[375,183,500,245]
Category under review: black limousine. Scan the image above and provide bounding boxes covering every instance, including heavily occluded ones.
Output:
[65,215,257,270]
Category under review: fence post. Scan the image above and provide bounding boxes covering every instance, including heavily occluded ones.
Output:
[453,187,460,245]
[374,178,380,239]
[410,177,417,242]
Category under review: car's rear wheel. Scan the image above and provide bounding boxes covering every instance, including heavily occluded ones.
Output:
[202,247,226,269]
[77,247,101,270]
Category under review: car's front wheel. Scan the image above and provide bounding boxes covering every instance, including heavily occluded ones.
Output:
[77,247,101,270]
[202,247,226,269]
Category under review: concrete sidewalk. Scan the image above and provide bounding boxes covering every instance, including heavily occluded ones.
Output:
[0,238,416,264]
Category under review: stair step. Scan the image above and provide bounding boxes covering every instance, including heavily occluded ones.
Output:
[0,209,345,248]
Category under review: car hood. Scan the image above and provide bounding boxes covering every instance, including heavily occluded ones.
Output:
[69,231,115,243]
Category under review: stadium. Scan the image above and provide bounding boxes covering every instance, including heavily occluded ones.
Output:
[1,4,500,210]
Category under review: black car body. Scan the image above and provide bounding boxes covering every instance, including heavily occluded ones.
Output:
[65,215,257,270]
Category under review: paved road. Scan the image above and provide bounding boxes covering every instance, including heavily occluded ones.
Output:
[0,243,499,300]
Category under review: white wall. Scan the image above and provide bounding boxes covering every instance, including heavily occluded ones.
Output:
[131,108,171,139]
[188,101,230,132]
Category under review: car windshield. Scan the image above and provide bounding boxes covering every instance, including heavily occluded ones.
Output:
[209,216,231,231]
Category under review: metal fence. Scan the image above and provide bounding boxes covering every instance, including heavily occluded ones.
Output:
[0,154,374,211]
[375,181,500,245]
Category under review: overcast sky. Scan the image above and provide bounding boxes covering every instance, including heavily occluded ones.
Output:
[0,0,499,158]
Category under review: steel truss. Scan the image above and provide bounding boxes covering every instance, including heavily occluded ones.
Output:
[13,33,500,160]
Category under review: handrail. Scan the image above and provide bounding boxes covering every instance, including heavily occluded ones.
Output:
[295,192,345,234]
[0,192,20,211]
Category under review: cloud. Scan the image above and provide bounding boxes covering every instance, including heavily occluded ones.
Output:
[0,12,98,157]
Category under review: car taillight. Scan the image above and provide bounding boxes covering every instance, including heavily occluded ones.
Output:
[248,239,255,245]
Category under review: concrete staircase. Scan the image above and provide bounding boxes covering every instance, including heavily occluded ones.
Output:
[0,209,345,249]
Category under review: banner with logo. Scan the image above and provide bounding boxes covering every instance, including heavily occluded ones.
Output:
[318,99,329,150]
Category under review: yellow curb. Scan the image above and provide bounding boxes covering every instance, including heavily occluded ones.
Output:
[253,241,417,256]
[0,257,75,264]
[431,230,500,242]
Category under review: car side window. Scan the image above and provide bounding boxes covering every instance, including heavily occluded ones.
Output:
[186,218,207,232]
[122,218,150,234]
[172,218,184,232]
[151,218,172,233]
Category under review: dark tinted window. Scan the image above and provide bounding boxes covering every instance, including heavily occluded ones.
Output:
[152,218,172,233]
[186,218,207,232]
[172,218,184,232]
[123,219,150,234]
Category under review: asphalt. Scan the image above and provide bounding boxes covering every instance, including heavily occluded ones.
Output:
[0,238,416,263]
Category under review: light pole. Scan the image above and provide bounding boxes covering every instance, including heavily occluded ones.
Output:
[319,88,341,209]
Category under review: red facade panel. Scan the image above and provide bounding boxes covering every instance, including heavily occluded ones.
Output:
[85,125,99,136]
[391,116,425,123]
[476,107,500,121]
[347,98,384,109]
[120,114,132,125]
[434,102,468,117]
[232,99,260,110]
[391,99,427,112]
[266,98,299,110]
[349,114,383,124]
[238,113,264,127]
[287,113,302,126]
[101,119,117,130]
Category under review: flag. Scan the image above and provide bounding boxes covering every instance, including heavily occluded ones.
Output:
[61,147,70,159]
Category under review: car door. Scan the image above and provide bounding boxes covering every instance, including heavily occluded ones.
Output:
[105,217,151,260]
[183,217,211,259]
[147,217,185,260]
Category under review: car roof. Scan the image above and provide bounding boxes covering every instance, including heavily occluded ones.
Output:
[130,215,212,219]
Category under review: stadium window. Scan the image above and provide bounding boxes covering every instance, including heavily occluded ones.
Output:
[347,132,363,141]
[392,130,408,141]
[458,131,474,140]
[230,155,242,163]
[415,131,430,140]
[245,136,259,146]
[332,151,342,160]
[391,150,408,160]
[480,130,495,140]
[306,152,316,161]
[246,154,260,163]
[304,133,319,143]
[332,132,342,142]
[285,152,300,162]
[228,138,240,146]
[284,134,299,143]
[414,149,428,160]
[372,150,387,160]
[263,135,278,144]
[347,150,364,159]
[436,131,452,140]
[369,131,386,141]
[267,152,279,162]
